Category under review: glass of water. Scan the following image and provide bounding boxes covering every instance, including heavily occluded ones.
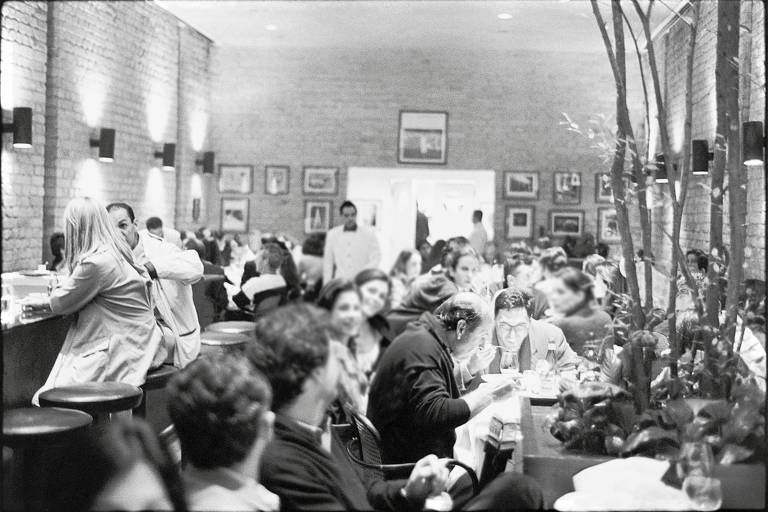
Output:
[683,475,722,511]
[677,442,714,480]
[499,349,519,374]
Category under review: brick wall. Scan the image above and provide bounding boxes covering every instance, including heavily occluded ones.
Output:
[209,45,643,260]
[1,1,212,272]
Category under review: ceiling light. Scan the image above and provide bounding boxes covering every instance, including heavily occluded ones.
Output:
[265,24,278,31]
[497,13,513,20]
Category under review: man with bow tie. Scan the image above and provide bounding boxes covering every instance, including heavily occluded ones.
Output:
[322,200,381,283]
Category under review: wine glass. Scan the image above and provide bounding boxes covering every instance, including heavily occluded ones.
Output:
[499,349,519,375]
[677,441,714,479]
[677,442,721,511]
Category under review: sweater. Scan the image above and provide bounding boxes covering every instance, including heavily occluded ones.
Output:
[552,303,613,357]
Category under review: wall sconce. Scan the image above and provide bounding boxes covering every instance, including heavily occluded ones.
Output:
[195,151,215,174]
[743,121,764,166]
[653,154,675,184]
[154,142,176,171]
[89,128,115,162]
[1,107,32,148]
[691,139,713,176]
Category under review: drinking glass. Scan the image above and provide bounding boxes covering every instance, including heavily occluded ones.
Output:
[683,475,722,511]
[499,349,519,374]
[677,441,714,480]
[523,370,541,394]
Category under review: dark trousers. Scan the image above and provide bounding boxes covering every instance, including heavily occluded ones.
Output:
[450,472,544,511]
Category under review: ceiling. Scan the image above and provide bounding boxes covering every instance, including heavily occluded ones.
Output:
[155,0,672,53]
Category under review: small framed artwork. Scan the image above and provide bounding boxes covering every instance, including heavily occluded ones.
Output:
[265,165,290,195]
[220,198,249,232]
[304,200,332,234]
[218,164,253,194]
[356,200,382,231]
[503,171,539,199]
[550,210,584,237]
[505,206,534,240]
[553,171,582,205]
[398,110,448,164]
[598,207,621,243]
[595,172,613,203]
[303,166,339,195]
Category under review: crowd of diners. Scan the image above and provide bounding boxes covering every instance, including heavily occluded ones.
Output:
[34,197,765,511]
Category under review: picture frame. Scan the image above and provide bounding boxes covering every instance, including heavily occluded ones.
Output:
[503,171,540,199]
[505,206,534,240]
[303,166,339,195]
[355,200,382,231]
[595,172,613,203]
[218,164,253,194]
[304,200,332,234]
[553,171,582,205]
[550,210,584,237]
[265,165,290,195]
[398,110,448,164]
[220,198,249,233]
[598,207,621,243]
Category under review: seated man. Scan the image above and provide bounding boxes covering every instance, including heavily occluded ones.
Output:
[232,243,286,311]
[250,304,541,511]
[167,353,279,511]
[502,252,550,320]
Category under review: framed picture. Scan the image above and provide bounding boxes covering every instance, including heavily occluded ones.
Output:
[505,206,534,239]
[598,207,621,243]
[218,164,253,194]
[398,110,448,164]
[595,172,613,203]
[265,165,290,195]
[504,171,539,199]
[553,171,582,205]
[220,198,249,232]
[550,210,584,237]
[356,200,382,231]
[303,166,339,195]
[304,200,332,234]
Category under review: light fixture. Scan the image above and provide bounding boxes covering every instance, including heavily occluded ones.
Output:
[154,142,176,171]
[654,154,670,184]
[743,121,764,166]
[89,128,115,162]
[1,107,32,148]
[497,13,513,20]
[195,151,215,174]
[691,139,713,176]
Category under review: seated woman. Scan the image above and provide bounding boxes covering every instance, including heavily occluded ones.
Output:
[548,267,613,357]
[388,248,422,310]
[32,197,165,405]
[443,243,481,293]
[353,269,394,379]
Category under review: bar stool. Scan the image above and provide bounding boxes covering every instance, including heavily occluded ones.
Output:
[133,364,178,419]
[4,407,93,511]
[200,330,251,356]
[204,320,256,336]
[38,382,143,425]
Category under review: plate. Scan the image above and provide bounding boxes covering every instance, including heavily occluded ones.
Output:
[19,270,51,277]
[481,373,520,385]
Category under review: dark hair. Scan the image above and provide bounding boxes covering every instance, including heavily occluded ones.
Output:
[390,249,420,277]
[473,210,483,221]
[316,278,360,312]
[596,243,610,258]
[105,202,135,222]
[247,304,332,411]
[220,234,242,267]
[540,247,568,274]
[279,246,303,300]
[302,233,326,256]
[427,239,446,267]
[554,267,595,303]
[184,237,206,262]
[167,353,272,470]
[146,216,163,230]
[434,293,485,333]
[494,287,533,317]
[262,242,285,272]
[503,252,535,279]
[355,268,390,290]
[443,243,478,271]
[686,249,708,271]
[339,200,357,214]
[49,232,65,270]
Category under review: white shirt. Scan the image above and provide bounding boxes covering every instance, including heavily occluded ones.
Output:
[468,222,488,258]
[183,466,279,512]
[322,224,381,282]
[241,274,286,299]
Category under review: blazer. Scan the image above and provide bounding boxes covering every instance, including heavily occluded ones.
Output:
[33,246,164,404]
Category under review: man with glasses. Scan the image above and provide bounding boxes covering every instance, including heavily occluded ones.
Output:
[322,200,381,283]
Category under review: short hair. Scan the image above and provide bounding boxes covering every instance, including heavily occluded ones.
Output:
[434,292,486,333]
[167,353,272,469]
[473,210,483,221]
[261,242,285,271]
[539,247,568,274]
[145,217,163,230]
[316,278,359,311]
[354,268,390,290]
[246,304,332,411]
[339,200,357,214]
[596,243,609,258]
[554,267,595,303]
[503,252,535,278]
[105,202,135,222]
[494,287,532,317]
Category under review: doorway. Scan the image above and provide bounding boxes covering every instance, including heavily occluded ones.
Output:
[346,167,495,270]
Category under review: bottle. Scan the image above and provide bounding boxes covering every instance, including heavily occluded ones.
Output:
[543,339,559,391]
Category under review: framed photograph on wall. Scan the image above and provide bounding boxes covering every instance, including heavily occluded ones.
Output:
[598,207,621,243]
[595,172,613,203]
[356,200,382,231]
[505,206,534,240]
[220,198,249,233]
[553,171,582,205]
[503,171,539,199]
[218,164,253,194]
[303,166,339,195]
[398,110,448,164]
[550,210,584,237]
[304,200,332,234]
[265,165,290,195]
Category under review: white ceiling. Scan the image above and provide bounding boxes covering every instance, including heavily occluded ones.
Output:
[156,0,672,53]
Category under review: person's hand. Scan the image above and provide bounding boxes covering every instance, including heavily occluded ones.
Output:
[467,345,496,375]
[403,455,449,503]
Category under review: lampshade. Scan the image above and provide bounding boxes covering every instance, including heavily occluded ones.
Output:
[743,121,764,166]
[196,151,215,174]
[155,143,176,171]
[691,139,712,176]
[1,107,33,148]
[90,128,115,162]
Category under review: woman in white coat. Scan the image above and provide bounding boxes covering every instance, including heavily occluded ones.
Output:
[32,197,166,405]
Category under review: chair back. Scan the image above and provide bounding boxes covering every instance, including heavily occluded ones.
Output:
[346,406,386,481]
[252,286,288,316]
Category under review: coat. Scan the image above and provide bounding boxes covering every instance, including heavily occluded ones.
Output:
[33,246,165,405]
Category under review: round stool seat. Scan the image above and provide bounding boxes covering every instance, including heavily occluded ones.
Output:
[204,321,255,336]
[3,407,93,448]
[38,382,143,416]
[200,331,251,355]
[142,364,178,391]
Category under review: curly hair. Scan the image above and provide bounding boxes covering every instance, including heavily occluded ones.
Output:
[167,353,272,470]
[247,304,332,412]
[493,287,533,317]
[434,292,486,333]
[539,246,569,274]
